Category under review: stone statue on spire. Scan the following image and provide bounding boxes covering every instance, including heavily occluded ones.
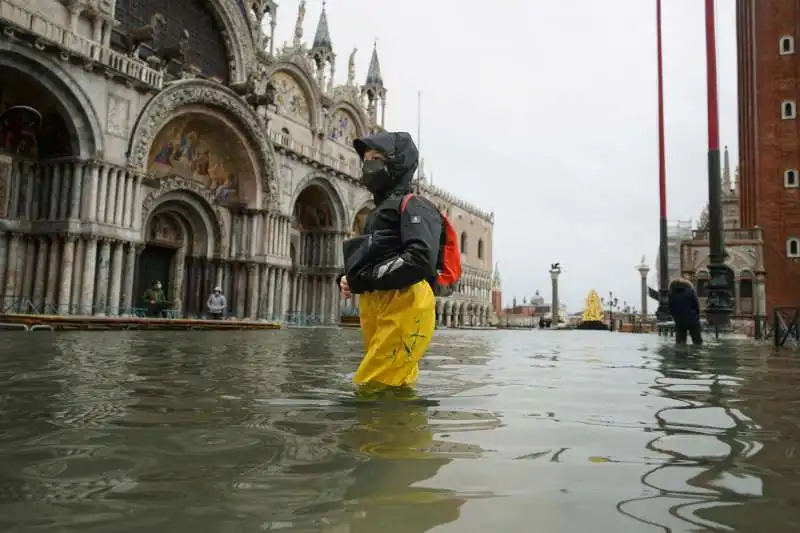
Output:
[293,0,306,46]
[347,48,357,85]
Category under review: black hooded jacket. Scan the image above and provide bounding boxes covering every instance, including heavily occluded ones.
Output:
[342,131,442,294]
[667,279,701,325]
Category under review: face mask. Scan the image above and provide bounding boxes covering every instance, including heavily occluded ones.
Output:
[361,159,393,195]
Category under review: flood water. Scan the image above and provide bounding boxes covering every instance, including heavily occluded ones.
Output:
[1,328,799,532]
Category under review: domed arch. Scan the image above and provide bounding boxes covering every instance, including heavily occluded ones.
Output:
[206,0,257,84]
[0,41,103,158]
[269,63,322,129]
[290,174,347,232]
[127,79,279,209]
[143,190,222,259]
[327,101,368,145]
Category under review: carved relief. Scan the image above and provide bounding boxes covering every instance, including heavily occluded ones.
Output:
[127,80,278,207]
[106,94,130,138]
[140,176,228,256]
[271,71,311,124]
[281,164,293,198]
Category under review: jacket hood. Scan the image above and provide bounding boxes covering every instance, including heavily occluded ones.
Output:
[354,131,419,196]
[669,278,694,293]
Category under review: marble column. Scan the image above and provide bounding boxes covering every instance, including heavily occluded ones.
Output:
[123,173,134,228]
[171,248,185,314]
[120,243,137,314]
[80,237,98,314]
[114,169,126,226]
[108,241,124,316]
[105,168,118,224]
[94,238,111,315]
[266,267,275,320]
[59,164,71,220]
[320,276,328,323]
[132,174,143,230]
[56,235,75,314]
[247,263,258,319]
[49,165,62,220]
[31,237,49,311]
[21,237,36,305]
[235,265,246,318]
[281,269,289,320]
[330,278,339,323]
[1,234,19,311]
[0,233,7,306]
[69,162,82,219]
[44,236,61,312]
[83,163,99,221]
[96,165,108,223]
[258,264,269,319]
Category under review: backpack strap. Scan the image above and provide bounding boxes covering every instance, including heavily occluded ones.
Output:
[400,193,415,213]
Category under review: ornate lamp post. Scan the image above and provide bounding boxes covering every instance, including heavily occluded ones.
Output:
[549,263,562,329]
[703,0,733,328]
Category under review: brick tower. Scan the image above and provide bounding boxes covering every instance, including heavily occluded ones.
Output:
[737,0,800,312]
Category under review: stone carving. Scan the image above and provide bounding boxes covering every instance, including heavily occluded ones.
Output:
[106,94,130,138]
[271,71,311,124]
[347,48,357,85]
[294,0,306,46]
[139,176,229,256]
[126,79,278,208]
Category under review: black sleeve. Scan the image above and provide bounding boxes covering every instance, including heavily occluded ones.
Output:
[368,197,442,292]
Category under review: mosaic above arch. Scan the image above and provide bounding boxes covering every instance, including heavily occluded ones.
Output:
[327,108,358,145]
[270,71,311,124]
[148,114,257,206]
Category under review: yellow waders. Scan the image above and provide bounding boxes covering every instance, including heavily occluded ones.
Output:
[354,279,436,390]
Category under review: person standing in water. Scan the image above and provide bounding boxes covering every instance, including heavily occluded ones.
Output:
[667,278,703,345]
[338,131,461,394]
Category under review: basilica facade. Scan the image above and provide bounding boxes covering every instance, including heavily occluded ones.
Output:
[0,0,494,326]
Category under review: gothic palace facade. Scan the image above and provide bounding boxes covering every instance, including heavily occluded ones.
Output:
[0,0,495,326]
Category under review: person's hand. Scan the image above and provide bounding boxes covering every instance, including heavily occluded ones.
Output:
[339,275,351,298]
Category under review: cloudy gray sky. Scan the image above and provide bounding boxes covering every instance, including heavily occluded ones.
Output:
[273,0,738,311]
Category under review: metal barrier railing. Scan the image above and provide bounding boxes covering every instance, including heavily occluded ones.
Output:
[771,306,800,349]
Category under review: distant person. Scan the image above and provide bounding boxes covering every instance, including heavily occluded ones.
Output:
[338,131,461,395]
[142,280,168,317]
[206,286,226,319]
[667,278,703,345]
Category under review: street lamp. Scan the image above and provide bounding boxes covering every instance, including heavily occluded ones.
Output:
[602,292,619,332]
[703,0,733,328]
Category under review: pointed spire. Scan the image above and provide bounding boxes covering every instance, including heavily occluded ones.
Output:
[312,1,333,52]
[722,145,732,192]
[492,263,501,288]
[365,40,383,85]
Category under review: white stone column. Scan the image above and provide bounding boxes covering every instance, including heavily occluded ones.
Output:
[171,248,185,313]
[114,169,125,226]
[32,237,49,311]
[120,243,138,314]
[80,237,98,314]
[21,237,36,305]
[83,163,99,221]
[258,264,268,319]
[247,263,258,319]
[123,172,134,227]
[57,235,76,314]
[0,233,6,305]
[96,165,108,223]
[59,163,70,219]
[49,165,61,220]
[69,162,82,219]
[105,167,118,224]
[235,265,246,318]
[249,213,259,257]
[330,278,339,323]
[94,238,111,315]
[108,240,124,316]
[281,269,289,319]
[320,276,328,323]
[132,174,143,229]
[70,238,84,313]
[44,235,61,312]
[266,267,275,319]
[2,234,20,311]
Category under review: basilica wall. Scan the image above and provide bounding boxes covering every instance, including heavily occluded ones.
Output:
[0,0,495,326]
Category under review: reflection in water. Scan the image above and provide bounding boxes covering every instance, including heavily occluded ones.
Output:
[0,329,799,532]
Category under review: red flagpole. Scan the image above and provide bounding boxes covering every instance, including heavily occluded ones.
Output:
[656,0,670,319]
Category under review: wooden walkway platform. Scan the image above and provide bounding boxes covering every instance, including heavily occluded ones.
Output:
[0,313,282,331]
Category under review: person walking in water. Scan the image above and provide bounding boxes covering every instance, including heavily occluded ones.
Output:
[338,131,461,394]
[206,286,226,319]
[668,277,703,345]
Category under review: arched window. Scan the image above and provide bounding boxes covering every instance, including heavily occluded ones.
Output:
[785,169,798,188]
[787,237,800,258]
[782,100,797,119]
[780,35,795,55]
[460,232,468,254]
[477,238,485,259]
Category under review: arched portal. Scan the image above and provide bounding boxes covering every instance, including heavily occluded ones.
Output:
[290,177,345,323]
[137,191,221,317]
[147,111,261,208]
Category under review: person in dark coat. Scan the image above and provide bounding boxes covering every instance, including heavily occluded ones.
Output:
[667,278,703,345]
